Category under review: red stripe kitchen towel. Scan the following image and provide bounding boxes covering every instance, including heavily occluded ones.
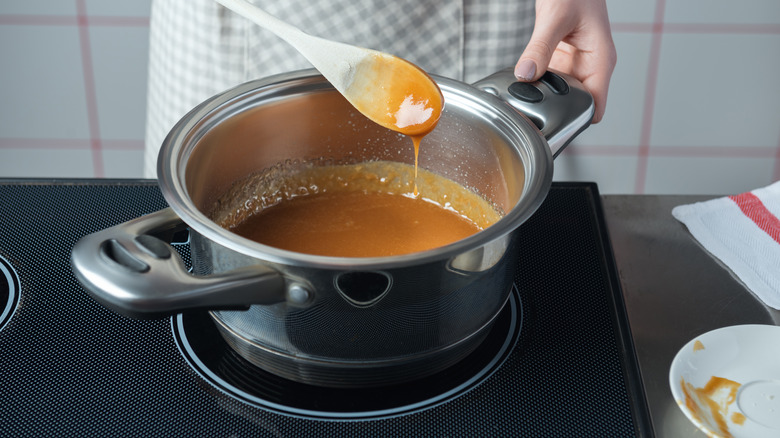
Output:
[672,181,780,309]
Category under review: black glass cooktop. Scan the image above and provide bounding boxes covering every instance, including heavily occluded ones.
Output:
[0,180,651,437]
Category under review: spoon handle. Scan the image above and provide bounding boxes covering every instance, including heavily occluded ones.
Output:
[214,0,364,92]
[215,0,307,44]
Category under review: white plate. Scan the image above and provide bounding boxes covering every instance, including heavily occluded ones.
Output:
[669,324,780,438]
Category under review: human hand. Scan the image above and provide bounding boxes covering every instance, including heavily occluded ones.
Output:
[514,0,617,123]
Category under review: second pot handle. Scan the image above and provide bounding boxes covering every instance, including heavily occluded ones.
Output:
[472,68,594,157]
[70,207,288,319]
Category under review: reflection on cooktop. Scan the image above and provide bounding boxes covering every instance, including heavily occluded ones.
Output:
[0,256,19,333]
[173,286,521,420]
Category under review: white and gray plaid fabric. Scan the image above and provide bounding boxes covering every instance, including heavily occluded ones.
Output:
[144,0,535,177]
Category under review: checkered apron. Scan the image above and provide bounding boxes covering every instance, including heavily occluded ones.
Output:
[144,0,535,177]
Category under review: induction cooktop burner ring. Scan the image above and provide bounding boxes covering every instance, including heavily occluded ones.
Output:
[0,255,20,332]
[172,284,522,421]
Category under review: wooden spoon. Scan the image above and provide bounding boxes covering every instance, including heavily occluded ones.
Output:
[215,0,443,137]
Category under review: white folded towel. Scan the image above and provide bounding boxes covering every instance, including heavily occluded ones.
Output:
[672,181,780,309]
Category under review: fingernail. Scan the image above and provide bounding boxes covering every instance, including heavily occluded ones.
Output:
[514,59,536,81]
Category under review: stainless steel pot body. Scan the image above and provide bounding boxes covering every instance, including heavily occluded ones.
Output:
[72,68,593,387]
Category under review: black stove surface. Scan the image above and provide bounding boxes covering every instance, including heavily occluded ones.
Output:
[0,180,651,437]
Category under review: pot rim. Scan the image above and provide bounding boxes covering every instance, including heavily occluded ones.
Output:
[157,69,552,270]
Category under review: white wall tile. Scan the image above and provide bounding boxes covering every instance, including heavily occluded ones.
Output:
[89,26,149,141]
[553,152,640,194]
[102,149,145,178]
[84,0,152,17]
[0,25,90,140]
[650,33,780,148]
[606,0,657,24]
[644,155,775,194]
[0,1,76,15]
[0,147,94,177]
[664,0,780,25]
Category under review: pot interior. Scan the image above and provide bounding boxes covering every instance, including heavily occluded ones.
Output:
[164,71,552,257]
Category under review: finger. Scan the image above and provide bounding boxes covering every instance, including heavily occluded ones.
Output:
[550,41,616,124]
[589,78,609,124]
[587,60,615,124]
[514,30,564,82]
[514,3,573,81]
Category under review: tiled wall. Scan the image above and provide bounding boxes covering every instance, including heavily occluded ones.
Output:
[1,0,778,194]
[0,0,151,179]
[557,0,780,195]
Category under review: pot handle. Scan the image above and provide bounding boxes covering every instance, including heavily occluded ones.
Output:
[70,207,288,319]
[472,68,594,157]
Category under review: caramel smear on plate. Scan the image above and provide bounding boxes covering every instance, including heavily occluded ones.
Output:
[680,376,742,438]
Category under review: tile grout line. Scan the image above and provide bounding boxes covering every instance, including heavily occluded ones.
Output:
[661,22,780,34]
[610,22,780,35]
[0,138,144,150]
[634,0,667,194]
[75,0,103,177]
[0,15,149,26]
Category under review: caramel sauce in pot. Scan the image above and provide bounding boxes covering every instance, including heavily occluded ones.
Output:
[210,160,502,257]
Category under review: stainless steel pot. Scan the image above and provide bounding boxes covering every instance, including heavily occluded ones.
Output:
[71,68,593,387]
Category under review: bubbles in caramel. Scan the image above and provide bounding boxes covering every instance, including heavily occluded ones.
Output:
[209,160,502,257]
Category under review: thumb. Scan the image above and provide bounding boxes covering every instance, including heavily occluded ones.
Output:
[514,34,560,82]
[514,0,572,82]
